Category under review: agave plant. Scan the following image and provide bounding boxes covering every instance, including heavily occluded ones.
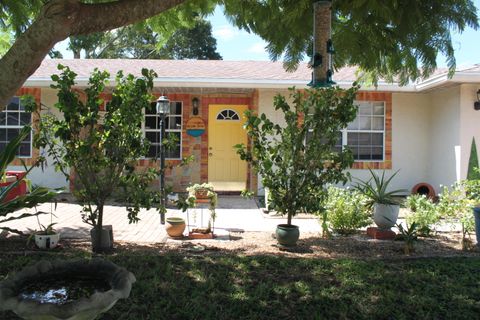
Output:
[396,221,419,255]
[0,126,58,235]
[355,169,407,207]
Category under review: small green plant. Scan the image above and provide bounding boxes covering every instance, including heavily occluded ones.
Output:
[405,194,439,237]
[355,169,406,207]
[395,221,418,255]
[321,187,371,235]
[241,189,255,199]
[436,183,474,249]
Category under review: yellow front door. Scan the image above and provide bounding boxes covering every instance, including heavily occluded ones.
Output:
[208,104,248,191]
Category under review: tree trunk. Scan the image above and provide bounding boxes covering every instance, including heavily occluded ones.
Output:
[93,204,104,253]
[312,1,332,86]
[0,0,186,108]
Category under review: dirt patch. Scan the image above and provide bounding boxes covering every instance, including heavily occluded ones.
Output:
[163,231,480,259]
[1,230,478,260]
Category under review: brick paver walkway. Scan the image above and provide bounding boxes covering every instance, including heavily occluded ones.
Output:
[1,196,322,243]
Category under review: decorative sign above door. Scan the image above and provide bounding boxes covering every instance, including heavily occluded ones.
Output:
[186,117,206,137]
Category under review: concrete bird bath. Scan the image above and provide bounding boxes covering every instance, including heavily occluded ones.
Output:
[0,259,135,320]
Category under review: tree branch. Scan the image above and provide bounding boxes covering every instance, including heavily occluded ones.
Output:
[0,0,186,108]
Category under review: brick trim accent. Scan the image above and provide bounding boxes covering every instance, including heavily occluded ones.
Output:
[351,91,392,170]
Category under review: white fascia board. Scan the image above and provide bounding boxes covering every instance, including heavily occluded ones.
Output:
[24,77,415,91]
[414,72,480,91]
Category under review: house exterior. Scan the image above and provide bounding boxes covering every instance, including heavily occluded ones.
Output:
[4,59,480,195]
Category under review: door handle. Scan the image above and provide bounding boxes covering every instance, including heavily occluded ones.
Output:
[209,153,213,157]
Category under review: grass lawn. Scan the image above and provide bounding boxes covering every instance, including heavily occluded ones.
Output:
[1,250,480,320]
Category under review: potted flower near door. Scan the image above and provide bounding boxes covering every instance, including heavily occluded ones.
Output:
[236,86,359,247]
[175,183,218,238]
[355,169,406,233]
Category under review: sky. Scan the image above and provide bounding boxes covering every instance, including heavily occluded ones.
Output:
[56,3,480,67]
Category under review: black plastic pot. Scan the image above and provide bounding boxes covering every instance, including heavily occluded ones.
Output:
[275,224,300,247]
[474,207,480,247]
[90,225,114,253]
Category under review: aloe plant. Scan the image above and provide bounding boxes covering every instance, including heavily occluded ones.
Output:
[355,169,407,207]
[0,126,58,235]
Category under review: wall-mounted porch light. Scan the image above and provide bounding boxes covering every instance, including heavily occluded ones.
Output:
[192,97,200,116]
[474,89,480,111]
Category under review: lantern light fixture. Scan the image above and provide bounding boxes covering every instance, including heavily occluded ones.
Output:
[474,89,480,111]
[192,97,200,116]
[156,95,170,114]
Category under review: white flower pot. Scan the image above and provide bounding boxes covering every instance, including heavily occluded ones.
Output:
[34,233,60,249]
[373,203,399,230]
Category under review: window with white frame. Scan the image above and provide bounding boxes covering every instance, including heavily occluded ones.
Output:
[345,101,385,161]
[307,101,385,161]
[0,97,32,157]
[144,101,182,159]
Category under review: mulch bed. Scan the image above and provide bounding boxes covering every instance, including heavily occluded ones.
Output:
[1,230,479,260]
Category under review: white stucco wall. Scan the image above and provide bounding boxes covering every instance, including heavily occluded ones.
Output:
[459,84,480,179]
[427,86,461,191]
[343,92,432,194]
[257,89,434,195]
[19,88,70,190]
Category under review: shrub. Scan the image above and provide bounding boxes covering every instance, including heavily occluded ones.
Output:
[437,183,475,248]
[405,194,439,237]
[322,187,371,235]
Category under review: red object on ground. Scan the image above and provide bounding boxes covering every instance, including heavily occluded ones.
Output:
[0,171,28,202]
[188,232,214,239]
[411,182,436,199]
[367,227,396,240]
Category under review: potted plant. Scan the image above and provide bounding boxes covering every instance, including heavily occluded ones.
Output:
[187,183,216,202]
[236,86,359,247]
[165,216,186,238]
[33,222,60,249]
[355,169,406,230]
[183,183,217,236]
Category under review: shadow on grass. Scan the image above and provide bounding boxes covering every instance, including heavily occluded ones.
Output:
[1,252,480,320]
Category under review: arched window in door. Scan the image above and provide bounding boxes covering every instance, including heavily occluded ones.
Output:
[216,109,240,121]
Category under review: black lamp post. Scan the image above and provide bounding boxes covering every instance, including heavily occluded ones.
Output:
[156,95,170,225]
[474,89,480,110]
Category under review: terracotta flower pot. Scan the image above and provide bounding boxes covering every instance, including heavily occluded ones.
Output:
[166,217,186,238]
[195,189,209,199]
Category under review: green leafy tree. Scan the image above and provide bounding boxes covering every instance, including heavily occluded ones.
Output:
[0,0,477,107]
[34,65,162,253]
[236,85,359,226]
[68,19,222,60]
[467,137,480,180]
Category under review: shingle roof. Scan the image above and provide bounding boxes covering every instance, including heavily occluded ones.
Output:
[28,59,480,91]
[32,59,312,81]
[31,59,363,82]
